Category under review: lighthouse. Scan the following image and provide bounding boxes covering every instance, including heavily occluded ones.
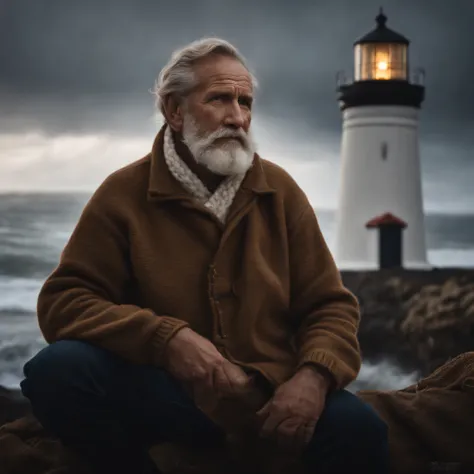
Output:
[334,9,430,270]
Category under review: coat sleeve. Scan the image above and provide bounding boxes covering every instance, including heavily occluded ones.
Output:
[288,202,361,389]
[36,185,189,366]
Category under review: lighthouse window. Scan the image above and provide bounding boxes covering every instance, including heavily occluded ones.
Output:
[381,142,388,160]
[355,43,408,81]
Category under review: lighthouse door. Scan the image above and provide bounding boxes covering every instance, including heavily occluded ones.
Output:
[379,227,403,269]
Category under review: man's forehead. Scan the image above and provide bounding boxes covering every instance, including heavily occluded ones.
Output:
[205,75,253,92]
[193,56,253,92]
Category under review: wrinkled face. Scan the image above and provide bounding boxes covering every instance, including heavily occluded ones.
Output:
[177,55,257,176]
[185,54,253,135]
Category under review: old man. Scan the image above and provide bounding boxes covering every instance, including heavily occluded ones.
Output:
[20,38,389,474]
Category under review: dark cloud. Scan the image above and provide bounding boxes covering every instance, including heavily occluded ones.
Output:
[0,0,473,184]
[1,0,473,211]
[1,0,473,134]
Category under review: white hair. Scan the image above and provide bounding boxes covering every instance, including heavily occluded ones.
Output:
[152,37,258,117]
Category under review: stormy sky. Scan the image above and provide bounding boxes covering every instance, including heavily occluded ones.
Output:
[0,0,473,212]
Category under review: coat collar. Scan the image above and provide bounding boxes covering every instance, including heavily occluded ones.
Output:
[147,125,276,202]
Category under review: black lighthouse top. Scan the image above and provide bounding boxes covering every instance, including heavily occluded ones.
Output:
[354,9,409,46]
[336,9,425,110]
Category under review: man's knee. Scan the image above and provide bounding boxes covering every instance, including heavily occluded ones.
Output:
[303,390,389,472]
[20,339,114,401]
[308,389,388,456]
[319,389,388,443]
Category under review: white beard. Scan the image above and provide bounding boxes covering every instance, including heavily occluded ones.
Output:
[181,114,256,176]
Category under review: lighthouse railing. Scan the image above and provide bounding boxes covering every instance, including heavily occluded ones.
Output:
[336,70,352,88]
[336,67,426,88]
[410,67,425,86]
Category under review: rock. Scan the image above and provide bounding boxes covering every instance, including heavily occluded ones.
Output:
[0,386,31,428]
[342,268,474,375]
[341,270,420,371]
[401,277,474,373]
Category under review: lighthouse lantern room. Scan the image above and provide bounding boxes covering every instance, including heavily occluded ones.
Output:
[354,13,408,81]
[334,9,430,270]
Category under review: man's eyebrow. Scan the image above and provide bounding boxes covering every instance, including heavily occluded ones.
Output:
[205,90,253,102]
[240,94,253,101]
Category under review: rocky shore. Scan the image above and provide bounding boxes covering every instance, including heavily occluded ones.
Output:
[1,267,473,428]
[342,267,474,375]
[0,385,31,427]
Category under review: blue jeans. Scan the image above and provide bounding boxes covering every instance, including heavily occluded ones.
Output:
[20,340,389,474]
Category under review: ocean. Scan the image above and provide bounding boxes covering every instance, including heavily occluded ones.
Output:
[1,193,473,392]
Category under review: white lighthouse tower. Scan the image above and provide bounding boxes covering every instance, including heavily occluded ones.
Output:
[335,9,430,270]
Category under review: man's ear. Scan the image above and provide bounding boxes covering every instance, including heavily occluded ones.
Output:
[163,96,184,132]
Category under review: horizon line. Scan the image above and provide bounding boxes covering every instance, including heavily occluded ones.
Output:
[0,191,472,217]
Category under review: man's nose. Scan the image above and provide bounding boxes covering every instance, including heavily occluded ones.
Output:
[223,101,246,129]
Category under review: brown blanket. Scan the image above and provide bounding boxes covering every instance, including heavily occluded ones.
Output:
[358,351,474,474]
[1,352,473,474]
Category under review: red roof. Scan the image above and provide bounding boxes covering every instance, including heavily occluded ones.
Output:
[366,212,407,228]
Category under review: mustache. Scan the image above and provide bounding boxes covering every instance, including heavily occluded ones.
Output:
[207,127,249,147]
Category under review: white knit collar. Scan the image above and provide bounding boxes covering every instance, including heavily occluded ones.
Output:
[162,126,246,224]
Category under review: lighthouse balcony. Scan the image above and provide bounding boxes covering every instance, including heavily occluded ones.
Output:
[336,67,425,88]
[336,68,425,110]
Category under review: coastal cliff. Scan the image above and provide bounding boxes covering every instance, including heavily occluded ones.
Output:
[1,267,474,427]
[342,267,474,375]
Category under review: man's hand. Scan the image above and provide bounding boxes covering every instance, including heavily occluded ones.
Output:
[163,327,253,410]
[256,365,330,453]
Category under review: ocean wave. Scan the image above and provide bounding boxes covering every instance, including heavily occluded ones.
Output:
[0,253,56,279]
[348,359,419,392]
[428,249,474,268]
[0,330,47,389]
[0,276,43,313]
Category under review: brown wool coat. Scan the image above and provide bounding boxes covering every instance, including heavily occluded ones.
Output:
[37,126,361,389]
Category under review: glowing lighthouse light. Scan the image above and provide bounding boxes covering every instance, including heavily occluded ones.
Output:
[375,52,389,78]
